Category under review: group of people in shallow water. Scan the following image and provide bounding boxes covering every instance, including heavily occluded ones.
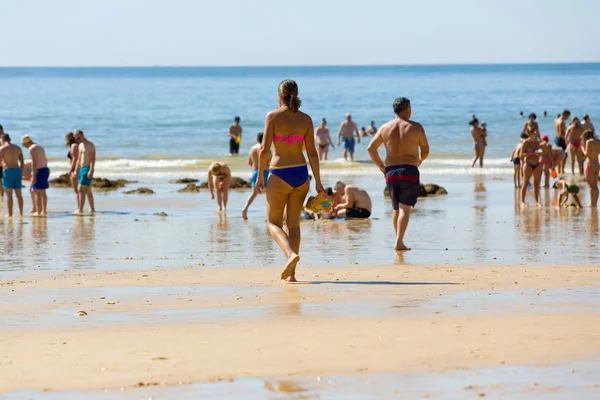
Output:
[0,126,97,217]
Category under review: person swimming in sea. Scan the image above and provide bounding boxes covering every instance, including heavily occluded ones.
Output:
[510,133,528,188]
[207,161,231,212]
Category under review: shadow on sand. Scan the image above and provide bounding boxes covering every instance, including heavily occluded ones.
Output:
[297,281,457,286]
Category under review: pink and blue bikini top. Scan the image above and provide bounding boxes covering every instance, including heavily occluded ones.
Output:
[273,134,305,145]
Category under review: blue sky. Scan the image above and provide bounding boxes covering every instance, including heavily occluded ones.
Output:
[1,0,598,66]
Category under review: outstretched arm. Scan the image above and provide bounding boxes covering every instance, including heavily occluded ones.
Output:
[419,125,430,165]
[304,118,324,193]
[367,129,385,173]
[337,124,343,145]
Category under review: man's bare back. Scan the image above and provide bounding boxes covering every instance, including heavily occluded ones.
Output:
[0,143,24,169]
[555,116,567,139]
[345,185,372,211]
[372,118,429,168]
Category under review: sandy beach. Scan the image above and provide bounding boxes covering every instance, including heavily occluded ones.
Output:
[1,264,599,397]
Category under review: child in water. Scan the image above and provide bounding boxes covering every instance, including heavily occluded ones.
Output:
[553,179,582,208]
[510,133,528,188]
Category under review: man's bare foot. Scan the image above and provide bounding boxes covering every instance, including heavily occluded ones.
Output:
[72,210,84,215]
[5,214,12,218]
[241,209,248,220]
[395,243,411,252]
[89,209,95,214]
[535,202,542,208]
[281,253,300,281]
[521,202,528,209]
[29,209,36,214]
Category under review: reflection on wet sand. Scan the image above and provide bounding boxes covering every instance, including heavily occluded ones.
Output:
[0,219,24,269]
[69,216,96,269]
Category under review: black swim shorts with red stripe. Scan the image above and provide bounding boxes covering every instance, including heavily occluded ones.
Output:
[385,164,420,209]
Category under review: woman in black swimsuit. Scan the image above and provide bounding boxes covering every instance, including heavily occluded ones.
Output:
[314,118,334,161]
[518,130,542,208]
[65,132,80,210]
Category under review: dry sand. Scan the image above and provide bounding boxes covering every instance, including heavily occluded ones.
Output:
[1,264,599,392]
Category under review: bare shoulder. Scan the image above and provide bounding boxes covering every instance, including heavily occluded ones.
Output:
[297,111,313,126]
[408,120,425,133]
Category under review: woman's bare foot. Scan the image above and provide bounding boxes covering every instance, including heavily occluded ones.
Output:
[281,253,300,282]
[72,210,84,215]
[241,209,248,220]
[29,209,36,214]
[521,202,528,209]
[395,243,411,252]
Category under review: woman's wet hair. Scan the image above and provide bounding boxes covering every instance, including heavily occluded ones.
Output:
[278,79,301,112]
[529,113,537,120]
[469,118,479,126]
[65,132,76,147]
[582,129,595,142]
[520,133,529,139]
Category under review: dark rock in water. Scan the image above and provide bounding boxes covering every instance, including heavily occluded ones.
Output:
[49,173,135,190]
[177,183,201,193]
[123,187,155,195]
[153,212,168,217]
[384,183,448,198]
[197,177,251,190]
[170,178,199,184]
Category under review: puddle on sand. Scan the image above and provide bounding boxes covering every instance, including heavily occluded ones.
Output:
[3,359,599,400]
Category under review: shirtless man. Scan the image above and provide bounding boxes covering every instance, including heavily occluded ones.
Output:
[337,114,360,161]
[554,110,571,170]
[332,182,372,219]
[208,161,231,212]
[566,117,585,176]
[522,113,539,141]
[470,118,486,168]
[366,121,377,136]
[228,116,242,155]
[73,129,96,214]
[0,134,25,217]
[368,97,429,251]
[0,124,4,198]
[538,135,553,188]
[315,118,334,161]
[21,135,50,216]
[242,133,271,219]
[581,114,594,132]
[582,130,599,207]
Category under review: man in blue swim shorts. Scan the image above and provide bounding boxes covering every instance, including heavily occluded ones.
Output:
[368,97,430,252]
[0,133,25,217]
[337,113,360,161]
[242,133,271,219]
[73,129,97,214]
[22,135,51,216]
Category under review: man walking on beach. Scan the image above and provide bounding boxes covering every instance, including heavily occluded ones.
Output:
[368,97,429,251]
[21,135,50,216]
[73,130,96,214]
[229,116,242,155]
[337,114,360,161]
[0,134,25,218]
[242,133,271,219]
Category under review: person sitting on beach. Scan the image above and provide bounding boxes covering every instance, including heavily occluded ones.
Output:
[255,79,324,282]
[65,132,80,210]
[320,187,335,219]
[228,117,242,155]
[522,113,539,141]
[553,179,582,208]
[242,133,271,219]
[565,117,584,176]
[337,113,360,162]
[0,133,24,218]
[470,117,486,168]
[518,130,542,208]
[552,145,567,176]
[581,114,594,133]
[368,97,429,252]
[510,133,528,188]
[208,161,231,212]
[582,129,599,207]
[315,118,334,161]
[73,129,96,214]
[332,181,372,219]
[366,121,377,136]
[21,135,50,216]
[554,110,571,170]
[539,135,553,189]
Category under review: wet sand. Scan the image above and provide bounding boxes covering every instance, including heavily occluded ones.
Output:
[1,265,599,394]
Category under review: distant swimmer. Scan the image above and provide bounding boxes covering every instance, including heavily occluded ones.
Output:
[518,130,542,208]
[519,111,524,118]
[510,133,528,188]
[581,114,594,132]
[73,130,96,214]
[242,133,271,219]
[469,117,486,168]
[582,130,599,207]
[228,116,242,155]
[337,113,360,162]
[332,181,372,219]
[522,113,539,141]
[65,132,80,209]
[543,111,547,118]
[554,110,571,171]
[21,135,50,216]
[256,79,324,282]
[315,118,334,161]
[566,117,584,176]
[0,133,25,217]
[358,127,367,138]
[0,124,4,199]
[207,161,231,212]
[368,97,429,251]
[366,121,377,136]
[538,135,553,188]
[553,179,582,208]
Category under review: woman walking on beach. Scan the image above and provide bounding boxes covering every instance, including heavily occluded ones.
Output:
[582,130,599,207]
[65,132,80,211]
[207,161,231,212]
[519,131,542,208]
[256,79,324,282]
[470,118,486,168]
[315,118,334,161]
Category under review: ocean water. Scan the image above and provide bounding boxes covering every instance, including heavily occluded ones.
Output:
[0,64,599,180]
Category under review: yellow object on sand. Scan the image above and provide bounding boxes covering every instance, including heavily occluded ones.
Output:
[235,136,241,144]
[306,191,332,214]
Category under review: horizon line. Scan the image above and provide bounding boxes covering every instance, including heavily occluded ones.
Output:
[1,61,599,69]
